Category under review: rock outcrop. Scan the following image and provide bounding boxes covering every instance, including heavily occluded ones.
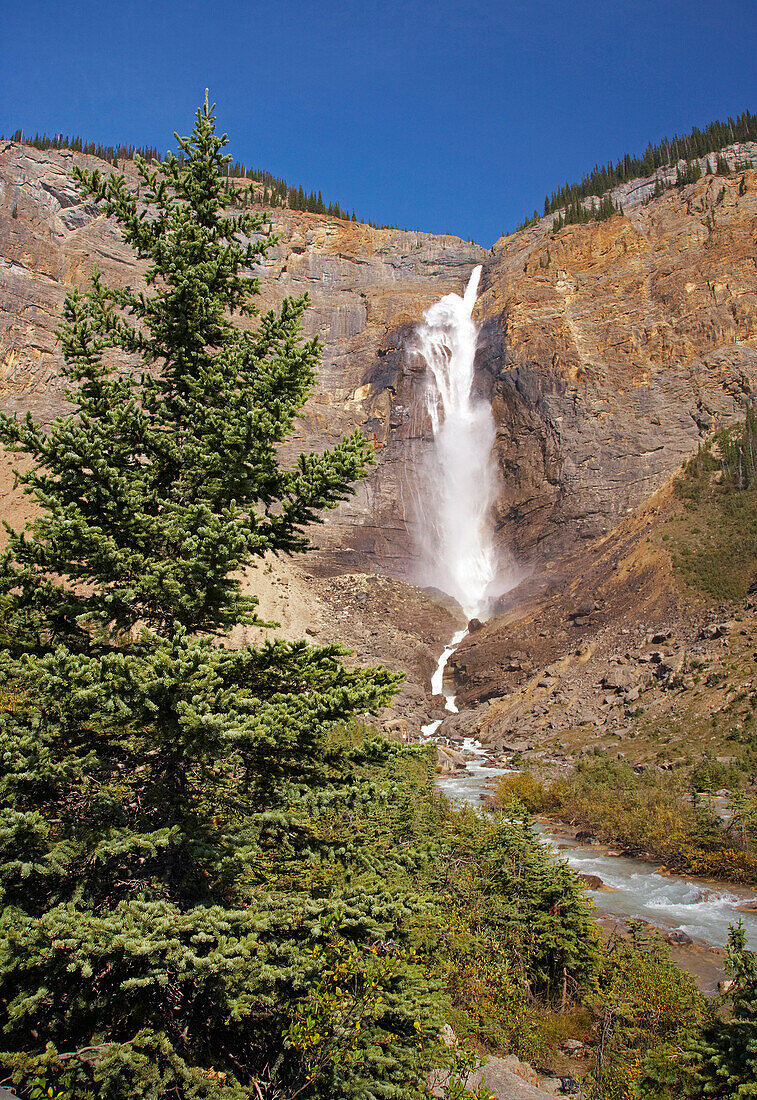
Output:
[481,158,757,561]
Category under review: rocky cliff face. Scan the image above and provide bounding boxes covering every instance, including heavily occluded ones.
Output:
[479,158,757,562]
[279,153,757,576]
[2,140,757,593]
[0,139,483,581]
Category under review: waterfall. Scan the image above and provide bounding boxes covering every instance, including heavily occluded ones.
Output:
[411,264,498,621]
[411,264,504,736]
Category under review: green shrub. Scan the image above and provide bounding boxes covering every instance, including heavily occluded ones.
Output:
[494,772,552,813]
[526,755,757,883]
[585,925,705,1100]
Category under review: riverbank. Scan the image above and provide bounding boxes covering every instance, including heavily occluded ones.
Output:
[495,759,757,886]
[436,754,757,995]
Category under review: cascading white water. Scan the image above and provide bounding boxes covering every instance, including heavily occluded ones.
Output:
[411,265,502,734]
[420,626,468,738]
[411,264,498,621]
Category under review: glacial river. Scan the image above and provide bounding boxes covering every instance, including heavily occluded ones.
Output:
[437,755,757,952]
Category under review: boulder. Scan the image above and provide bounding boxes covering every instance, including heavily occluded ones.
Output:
[701,622,732,640]
[383,718,409,741]
[571,599,595,621]
[657,649,686,678]
[579,873,607,890]
[602,666,639,692]
[457,1054,560,1100]
[664,929,693,945]
[436,745,467,773]
[440,1023,457,1049]
[560,1038,589,1057]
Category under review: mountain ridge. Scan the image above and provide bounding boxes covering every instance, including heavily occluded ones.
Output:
[7,105,756,242]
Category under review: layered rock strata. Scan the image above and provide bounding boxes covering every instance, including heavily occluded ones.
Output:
[3,141,757,581]
[0,140,483,582]
[481,161,757,561]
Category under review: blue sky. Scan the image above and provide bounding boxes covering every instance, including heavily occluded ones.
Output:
[2,0,755,245]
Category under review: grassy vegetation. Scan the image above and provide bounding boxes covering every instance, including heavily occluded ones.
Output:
[0,650,735,1094]
[496,756,757,883]
[663,414,757,602]
[299,733,757,1097]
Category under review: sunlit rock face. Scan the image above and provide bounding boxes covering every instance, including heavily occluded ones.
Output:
[478,156,757,563]
[2,140,757,584]
[230,158,757,581]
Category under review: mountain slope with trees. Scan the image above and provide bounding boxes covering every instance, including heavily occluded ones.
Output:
[510,108,757,230]
[0,126,386,226]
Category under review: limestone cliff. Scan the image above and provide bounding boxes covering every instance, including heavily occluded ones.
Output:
[2,139,757,587]
[479,153,757,562]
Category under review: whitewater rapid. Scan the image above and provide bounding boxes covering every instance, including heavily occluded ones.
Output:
[438,765,757,955]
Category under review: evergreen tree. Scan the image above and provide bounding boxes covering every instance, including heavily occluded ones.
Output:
[0,97,442,1100]
[539,108,756,218]
[684,924,757,1096]
[719,403,757,490]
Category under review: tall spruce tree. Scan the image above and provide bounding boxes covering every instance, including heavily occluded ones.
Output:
[0,98,441,1099]
[639,924,757,1097]
[686,924,757,1095]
